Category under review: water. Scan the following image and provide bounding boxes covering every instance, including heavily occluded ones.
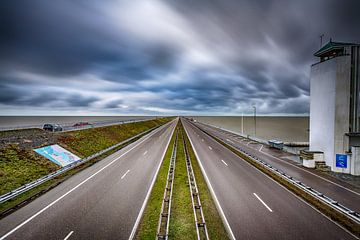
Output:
[0,116,153,129]
[192,116,309,143]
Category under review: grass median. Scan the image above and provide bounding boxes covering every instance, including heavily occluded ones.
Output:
[136,120,229,239]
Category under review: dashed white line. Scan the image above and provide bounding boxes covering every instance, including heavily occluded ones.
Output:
[259,145,264,151]
[121,170,130,179]
[253,193,273,212]
[143,150,148,155]
[63,231,74,240]
[208,146,212,150]
[221,160,228,166]
[0,123,168,240]
[202,139,204,142]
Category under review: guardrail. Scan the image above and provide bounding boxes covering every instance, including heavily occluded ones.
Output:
[0,123,166,204]
[193,121,360,225]
[157,129,178,240]
[182,129,209,240]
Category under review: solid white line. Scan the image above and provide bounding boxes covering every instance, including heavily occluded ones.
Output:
[221,160,228,166]
[0,122,170,240]
[208,146,212,150]
[196,122,359,239]
[183,122,236,240]
[143,151,148,155]
[63,231,74,240]
[121,170,130,179]
[128,120,177,240]
[241,140,360,197]
[253,193,273,212]
[210,128,360,197]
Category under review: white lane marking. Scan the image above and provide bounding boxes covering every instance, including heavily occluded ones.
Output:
[202,139,204,142]
[221,160,228,166]
[253,193,273,212]
[192,122,360,239]
[143,150,148,155]
[121,170,130,179]
[208,146,212,150]
[63,231,74,240]
[129,121,177,240]
[0,122,171,240]
[183,122,236,240]
[259,145,264,152]
[229,138,360,197]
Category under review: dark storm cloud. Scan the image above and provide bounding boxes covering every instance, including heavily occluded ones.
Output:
[0,0,359,115]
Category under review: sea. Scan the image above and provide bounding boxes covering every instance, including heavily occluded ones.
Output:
[0,116,309,143]
[192,116,309,143]
[0,116,152,130]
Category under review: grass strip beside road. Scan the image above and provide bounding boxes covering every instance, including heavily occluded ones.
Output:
[60,118,172,158]
[135,125,177,239]
[0,118,172,217]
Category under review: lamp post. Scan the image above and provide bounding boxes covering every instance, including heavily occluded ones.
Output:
[241,112,244,135]
[252,105,256,137]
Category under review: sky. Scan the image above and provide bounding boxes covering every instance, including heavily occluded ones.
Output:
[0,0,360,116]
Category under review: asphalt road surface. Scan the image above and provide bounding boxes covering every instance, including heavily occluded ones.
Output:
[0,119,177,240]
[194,121,360,213]
[182,118,357,240]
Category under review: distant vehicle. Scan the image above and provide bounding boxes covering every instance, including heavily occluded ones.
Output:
[268,139,284,150]
[73,122,91,127]
[43,124,63,132]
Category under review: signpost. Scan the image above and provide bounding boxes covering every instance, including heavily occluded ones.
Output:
[335,154,347,168]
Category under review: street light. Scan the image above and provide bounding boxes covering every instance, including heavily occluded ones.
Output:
[252,105,256,137]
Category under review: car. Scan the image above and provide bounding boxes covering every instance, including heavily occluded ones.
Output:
[73,122,90,127]
[43,124,63,132]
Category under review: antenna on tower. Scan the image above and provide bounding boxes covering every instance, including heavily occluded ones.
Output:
[319,34,324,47]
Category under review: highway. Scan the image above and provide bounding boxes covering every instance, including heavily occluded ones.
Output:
[182,118,357,240]
[194,121,360,213]
[0,119,177,240]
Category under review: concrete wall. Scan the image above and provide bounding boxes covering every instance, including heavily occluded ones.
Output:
[333,56,351,172]
[310,55,351,172]
[310,58,337,167]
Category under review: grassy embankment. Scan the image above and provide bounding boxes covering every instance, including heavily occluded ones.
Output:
[136,121,229,239]
[0,117,172,215]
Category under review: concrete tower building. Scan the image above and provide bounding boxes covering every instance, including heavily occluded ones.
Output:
[309,40,360,175]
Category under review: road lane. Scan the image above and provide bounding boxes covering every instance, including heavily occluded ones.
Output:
[0,119,177,240]
[194,121,360,213]
[183,118,356,240]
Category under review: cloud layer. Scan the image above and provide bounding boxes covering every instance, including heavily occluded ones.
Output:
[1,0,359,115]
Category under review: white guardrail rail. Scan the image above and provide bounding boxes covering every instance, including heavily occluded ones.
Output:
[193,121,360,224]
[0,123,165,204]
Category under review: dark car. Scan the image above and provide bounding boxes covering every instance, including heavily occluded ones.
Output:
[43,124,63,132]
[73,122,90,127]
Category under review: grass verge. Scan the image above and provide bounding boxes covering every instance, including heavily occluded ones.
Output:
[0,119,171,217]
[197,124,360,238]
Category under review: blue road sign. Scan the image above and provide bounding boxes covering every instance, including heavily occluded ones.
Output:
[335,154,347,168]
